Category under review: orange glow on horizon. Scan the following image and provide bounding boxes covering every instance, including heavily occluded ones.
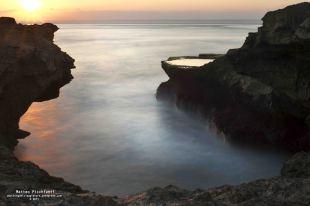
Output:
[0,0,307,23]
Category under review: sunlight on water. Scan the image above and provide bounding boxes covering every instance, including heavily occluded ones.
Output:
[15,23,290,196]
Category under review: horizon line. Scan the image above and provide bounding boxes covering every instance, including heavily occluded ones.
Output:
[38,19,263,24]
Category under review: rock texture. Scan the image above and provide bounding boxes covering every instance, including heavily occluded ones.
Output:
[0,17,75,148]
[0,17,123,206]
[1,4,310,205]
[1,148,309,206]
[125,153,310,206]
[157,2,310,151]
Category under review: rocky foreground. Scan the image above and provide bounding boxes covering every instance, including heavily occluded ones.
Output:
[1,147,309,205]
[0,3,310,206]
[158,2,310,152]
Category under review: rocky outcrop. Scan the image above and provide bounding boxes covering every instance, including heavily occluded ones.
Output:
[0,17,75,148]
[0,17,123,206]
[162,56,216,79]
[0,13,309,205]
[157,2,310,151]
[0,144,121,206]
[125,152,310,206]
[1,149,309,206]
[0,145,121,205]
[244,2,310,46]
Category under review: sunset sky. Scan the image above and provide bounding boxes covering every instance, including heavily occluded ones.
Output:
[0,0,307,23]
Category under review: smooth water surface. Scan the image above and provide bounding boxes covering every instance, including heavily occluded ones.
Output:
[15,23,290,196]
[166,58,214,67]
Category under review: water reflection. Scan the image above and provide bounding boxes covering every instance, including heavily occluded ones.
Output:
[15,24,289,196]
[16,101,75,171]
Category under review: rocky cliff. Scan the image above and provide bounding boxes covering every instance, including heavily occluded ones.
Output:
[0,3,309,205]
[157,2,310,151]
[0,17,121,206]
[0,17,75,148]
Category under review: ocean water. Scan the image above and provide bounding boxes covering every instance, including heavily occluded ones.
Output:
[15,23,290,196]
[166,58,214,66]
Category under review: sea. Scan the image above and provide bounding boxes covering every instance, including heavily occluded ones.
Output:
[15,21,290,196]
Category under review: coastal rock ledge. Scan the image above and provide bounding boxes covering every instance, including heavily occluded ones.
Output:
[0,4,310,206]
[0,17,75,148]
[157,2,310,151]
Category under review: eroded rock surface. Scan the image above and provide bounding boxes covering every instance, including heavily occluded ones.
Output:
[0,17,122,206]
[0,5,309,205]
[158,2,310,151]
[0,17,75,148]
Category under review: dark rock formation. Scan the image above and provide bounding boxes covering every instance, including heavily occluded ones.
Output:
[0,144,120,205]
[0,145,81,200]
[157,2,310,151]
[1,148,309,205]
[162,56,216,79]
[281,152,310,178]
[0,17,75,148]
[0,10,309,205]
[0,17,122,206]
[125,152,310,206]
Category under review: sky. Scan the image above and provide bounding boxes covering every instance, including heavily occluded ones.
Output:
[0,0,308,23]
